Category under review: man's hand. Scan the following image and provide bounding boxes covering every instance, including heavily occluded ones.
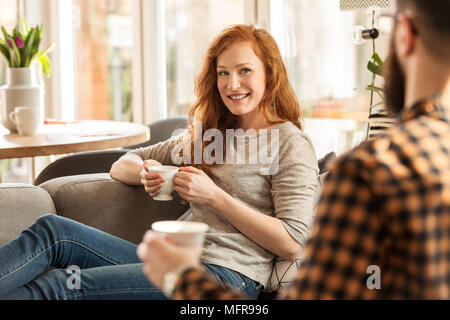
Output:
[137,231,202,289]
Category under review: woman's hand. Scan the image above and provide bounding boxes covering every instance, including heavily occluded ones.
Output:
[174,167,221,206]
[137,231,202,289]
[140,160,164,197]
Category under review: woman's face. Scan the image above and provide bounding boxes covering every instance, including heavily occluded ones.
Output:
[216,41,266,118]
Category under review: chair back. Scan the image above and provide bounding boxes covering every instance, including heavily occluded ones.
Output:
[34,116,189,185]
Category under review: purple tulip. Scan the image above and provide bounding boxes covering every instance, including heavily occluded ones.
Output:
[7,39,13,49]
[15,36,24,49]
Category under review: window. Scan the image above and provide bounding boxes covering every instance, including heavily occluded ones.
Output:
[0,0,20,84]
[72,0,134,122]
[271,0,390,118]
[271,0,390,156]
[278,0,357,101]
[1,0,391,183]
[164,0,249,117]
[0,0,22,183]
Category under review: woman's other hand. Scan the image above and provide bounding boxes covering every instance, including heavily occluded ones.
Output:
[174,166,221,206]
[140,160,164,197]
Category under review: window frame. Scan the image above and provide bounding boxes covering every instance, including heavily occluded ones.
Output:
[27,0,263,124]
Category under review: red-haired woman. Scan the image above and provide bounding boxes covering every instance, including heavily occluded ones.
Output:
[0,25,318,300]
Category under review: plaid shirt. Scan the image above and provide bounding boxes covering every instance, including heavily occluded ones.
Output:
[173,94,450,299]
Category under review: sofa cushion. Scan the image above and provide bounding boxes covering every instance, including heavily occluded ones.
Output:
[265,151,336,293]
[40,173,190,244]
[0,184,57,245]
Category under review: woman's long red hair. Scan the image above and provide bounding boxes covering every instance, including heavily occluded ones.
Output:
[183,24,302,171]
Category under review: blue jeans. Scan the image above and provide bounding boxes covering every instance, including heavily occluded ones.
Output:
[0,214,262,300]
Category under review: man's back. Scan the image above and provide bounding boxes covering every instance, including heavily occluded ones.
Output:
[284,94,450,299]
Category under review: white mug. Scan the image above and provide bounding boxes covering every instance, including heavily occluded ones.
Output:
[9,106,41,136]
[146,165,180,201]
[151,221,209,246]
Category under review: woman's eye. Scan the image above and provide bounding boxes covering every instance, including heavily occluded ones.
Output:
[241,68,251,74]
[218,71,228,76]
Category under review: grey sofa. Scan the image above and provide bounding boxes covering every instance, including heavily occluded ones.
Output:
[0,151,336,299]
[1,151,336,246]
[0,173,189,246]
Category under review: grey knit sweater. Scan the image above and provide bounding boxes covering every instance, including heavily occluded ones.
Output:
[125,122,318,286]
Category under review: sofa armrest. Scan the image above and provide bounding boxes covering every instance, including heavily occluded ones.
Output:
[0,183,57,245]
[40,173,190,244]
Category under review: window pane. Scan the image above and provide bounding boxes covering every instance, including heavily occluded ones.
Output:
[72,0,134,121]
[280,0,388,119]
[281,0,356,101]
[165,0,247,116]
[0,0,19,84]
[0,0,23,183]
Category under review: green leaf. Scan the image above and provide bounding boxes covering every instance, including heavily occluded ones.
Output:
[2,33,20,67]
[367,61,383,77]
[0,43,10,66]
[10,36,22,67]
[24,25,34,45]
[21,18,30,35]
[1,27,17,66]
[30,27,42,57]
[366,85,385,101]
[22,27,37,66]
[38,24,44,39]
[0,38,9,58]
[12,26,20,39]
[28,52,39,66]
[39,54,51,78]
[1,26,11,42]
[371,53,384,68]
[366,85,384,92]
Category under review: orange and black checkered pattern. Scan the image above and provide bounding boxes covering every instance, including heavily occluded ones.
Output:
[172,267,245,300]
[173,95,450,300]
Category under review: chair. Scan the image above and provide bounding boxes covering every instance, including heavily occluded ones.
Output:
[126,116,189,149]
[34,116,189,186]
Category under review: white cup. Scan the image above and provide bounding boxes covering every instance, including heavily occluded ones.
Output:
[146,165,180,201]
[9,106,41,136]
[151,221,209,246]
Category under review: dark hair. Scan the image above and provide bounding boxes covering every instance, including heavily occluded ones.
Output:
[397,0,450,57]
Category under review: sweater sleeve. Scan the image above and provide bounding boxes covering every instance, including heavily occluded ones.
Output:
[123,130,187,165]
[271,132,319,247]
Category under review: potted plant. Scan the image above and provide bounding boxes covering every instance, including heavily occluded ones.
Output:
[0,18,55,133]
[365,52,395,139]
[366,52,385,108]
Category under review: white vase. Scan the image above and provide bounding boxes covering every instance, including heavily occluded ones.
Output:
[0,66,44,133]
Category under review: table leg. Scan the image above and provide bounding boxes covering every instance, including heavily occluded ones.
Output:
[29,157,36,184]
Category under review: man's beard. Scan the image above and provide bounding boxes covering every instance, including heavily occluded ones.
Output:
[384,39,406,116]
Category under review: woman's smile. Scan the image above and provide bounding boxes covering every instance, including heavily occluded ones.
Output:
[228,93,251,102]
[216,41,266,121]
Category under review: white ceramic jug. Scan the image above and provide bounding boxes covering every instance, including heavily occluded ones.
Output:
[0,67,44,133]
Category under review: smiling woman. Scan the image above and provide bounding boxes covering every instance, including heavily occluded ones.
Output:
[216,41,267,129]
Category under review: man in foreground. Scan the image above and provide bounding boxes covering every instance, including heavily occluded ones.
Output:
[137,0,450,299]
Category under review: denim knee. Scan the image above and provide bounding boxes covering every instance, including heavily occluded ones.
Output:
[35,214,62,228]
[34,214,74,237]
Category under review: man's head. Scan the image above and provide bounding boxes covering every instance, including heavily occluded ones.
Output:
[384,0,450,115]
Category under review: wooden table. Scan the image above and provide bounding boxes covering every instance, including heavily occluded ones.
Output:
[0,120,150,182]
